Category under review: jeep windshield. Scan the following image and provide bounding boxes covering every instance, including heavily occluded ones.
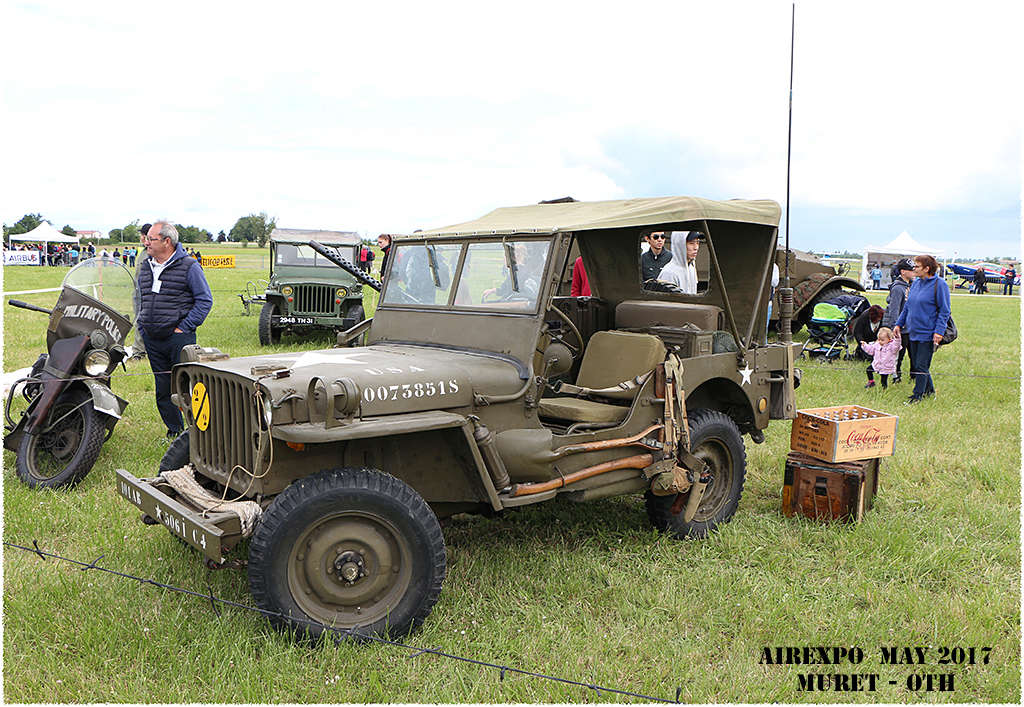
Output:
[275,243,356,268]
[380,239,551,313]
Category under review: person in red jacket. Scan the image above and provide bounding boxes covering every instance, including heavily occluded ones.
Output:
[570,256,591,296]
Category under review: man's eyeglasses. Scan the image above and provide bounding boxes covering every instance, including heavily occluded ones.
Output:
[649,234,666,240]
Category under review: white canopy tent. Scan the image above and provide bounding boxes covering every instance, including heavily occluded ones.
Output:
[861,231,945,289]
[6,222,80,245]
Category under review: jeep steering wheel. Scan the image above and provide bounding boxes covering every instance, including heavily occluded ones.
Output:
[546,304,584,356]
[642,278,684,294]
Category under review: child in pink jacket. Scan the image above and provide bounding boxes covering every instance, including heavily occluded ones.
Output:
[861,327,902,389]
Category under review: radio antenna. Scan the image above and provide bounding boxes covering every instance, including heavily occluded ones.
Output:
[784,2,794,273]
[779,2,796,344]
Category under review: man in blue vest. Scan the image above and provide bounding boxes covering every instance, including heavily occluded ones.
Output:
[136,221,213,438]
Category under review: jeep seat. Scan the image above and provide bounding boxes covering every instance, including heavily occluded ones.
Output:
[538,330,666,423]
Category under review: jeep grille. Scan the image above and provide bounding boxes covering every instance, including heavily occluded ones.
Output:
[291,285,337,314]
[181,369,268,481]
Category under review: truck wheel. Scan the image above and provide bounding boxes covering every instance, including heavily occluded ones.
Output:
[645,409,746,540]
[797,286,844,332]
[258,302,282,346]
[16,388,106,489]
[160,432,190,471]
[345,302,365,323]
[248,467,446,642]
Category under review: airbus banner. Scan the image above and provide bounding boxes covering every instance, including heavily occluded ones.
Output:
[4,250,40,265]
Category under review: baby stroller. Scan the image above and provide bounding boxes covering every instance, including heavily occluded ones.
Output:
[800,301,855,360]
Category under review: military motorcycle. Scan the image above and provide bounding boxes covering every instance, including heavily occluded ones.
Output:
[4,257,134,489]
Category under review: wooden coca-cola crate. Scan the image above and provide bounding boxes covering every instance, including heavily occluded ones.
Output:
[790,405,898,463]
[782,452,880,523]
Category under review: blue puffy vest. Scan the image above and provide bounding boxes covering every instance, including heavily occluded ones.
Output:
[137,250,202,339]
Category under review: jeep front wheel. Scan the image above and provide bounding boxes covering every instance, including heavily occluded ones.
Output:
[258,302,282,346]
[248,468,446,642]
[645,409,746,540]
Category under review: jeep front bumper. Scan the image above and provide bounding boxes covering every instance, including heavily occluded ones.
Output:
[116,469,239,564]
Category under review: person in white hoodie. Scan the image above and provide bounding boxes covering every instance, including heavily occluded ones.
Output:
[656,231,700,294]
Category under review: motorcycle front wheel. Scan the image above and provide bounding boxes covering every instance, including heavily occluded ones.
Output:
[16,388,106,489]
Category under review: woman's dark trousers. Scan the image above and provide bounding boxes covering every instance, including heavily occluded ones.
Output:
[908,340,935,398]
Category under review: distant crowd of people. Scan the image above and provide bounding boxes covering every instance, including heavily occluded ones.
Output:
[4,241,209,269]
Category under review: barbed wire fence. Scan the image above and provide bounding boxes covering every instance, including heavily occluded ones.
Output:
[4,539,682,704]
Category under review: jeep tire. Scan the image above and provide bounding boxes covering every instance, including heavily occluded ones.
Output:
[345,302,365,324]
[645,409,746,540]
[258,302,282,346]
[248,467,446,642]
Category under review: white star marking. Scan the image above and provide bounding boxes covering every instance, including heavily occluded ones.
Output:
[288,350,372,369]
[739,364,753,385]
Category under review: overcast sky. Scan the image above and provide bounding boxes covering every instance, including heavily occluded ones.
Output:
[2,1,1020,258]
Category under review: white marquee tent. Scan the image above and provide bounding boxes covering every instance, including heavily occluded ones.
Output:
[861,231,945,289]
[6,222,80,245]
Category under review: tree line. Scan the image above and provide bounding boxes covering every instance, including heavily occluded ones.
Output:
[4,212,277,246]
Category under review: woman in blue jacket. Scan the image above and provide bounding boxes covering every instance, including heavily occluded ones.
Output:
[893,254,950,404]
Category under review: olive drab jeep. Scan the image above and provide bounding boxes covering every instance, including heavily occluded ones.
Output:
[117,195,801,642]
[258,229,368,345]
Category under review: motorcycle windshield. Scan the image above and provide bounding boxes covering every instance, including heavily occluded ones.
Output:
[62,257,136,320]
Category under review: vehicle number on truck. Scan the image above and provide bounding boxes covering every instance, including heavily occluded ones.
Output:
[361,379,460,403]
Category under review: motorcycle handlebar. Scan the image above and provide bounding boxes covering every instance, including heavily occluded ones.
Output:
[7,299,52,315]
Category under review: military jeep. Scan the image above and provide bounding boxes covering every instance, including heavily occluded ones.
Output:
[117,195,800,642]
[258,229,368,345]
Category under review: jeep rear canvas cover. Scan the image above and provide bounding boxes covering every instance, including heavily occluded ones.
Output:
[418,196,780,237]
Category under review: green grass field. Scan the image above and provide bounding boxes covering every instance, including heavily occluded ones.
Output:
[2,249,1019,703]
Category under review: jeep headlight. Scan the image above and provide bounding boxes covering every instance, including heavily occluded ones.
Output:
[336,288,347,298]
[83,349,110,376]
[282,285,293,295]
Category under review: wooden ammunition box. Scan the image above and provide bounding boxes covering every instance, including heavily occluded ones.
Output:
[790,405,899,463]
[782,452,880,523]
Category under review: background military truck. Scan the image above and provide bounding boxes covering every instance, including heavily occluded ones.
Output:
[117,195,800,643]
[258,229,368,345]
[771,248,863,334]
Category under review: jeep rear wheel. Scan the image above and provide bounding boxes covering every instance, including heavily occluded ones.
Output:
[248,468,446,642]
[258,302,282,346]
[645,409,746,540]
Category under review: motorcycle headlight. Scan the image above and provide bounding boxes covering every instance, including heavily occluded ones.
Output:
[84,349,111,376]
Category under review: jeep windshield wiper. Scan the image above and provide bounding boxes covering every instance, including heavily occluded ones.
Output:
[425,244,442,287]
[503,242,521,292]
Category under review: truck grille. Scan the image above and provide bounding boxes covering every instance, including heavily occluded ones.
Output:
[292,285,337,314]
[179,368,267,482]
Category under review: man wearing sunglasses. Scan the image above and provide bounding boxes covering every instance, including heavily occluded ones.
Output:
[641,231,673,284]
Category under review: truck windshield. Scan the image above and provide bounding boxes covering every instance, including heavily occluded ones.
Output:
[275,243,356,267]
[380,239,551,311]
[380,243,461,306]
[453,240,550,312]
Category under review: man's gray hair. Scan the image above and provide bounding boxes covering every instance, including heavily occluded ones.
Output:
[153,221,179,244]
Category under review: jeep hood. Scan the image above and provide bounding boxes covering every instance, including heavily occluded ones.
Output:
[179,343,526,421]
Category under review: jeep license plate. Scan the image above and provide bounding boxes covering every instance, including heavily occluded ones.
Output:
[276,316,314,325]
